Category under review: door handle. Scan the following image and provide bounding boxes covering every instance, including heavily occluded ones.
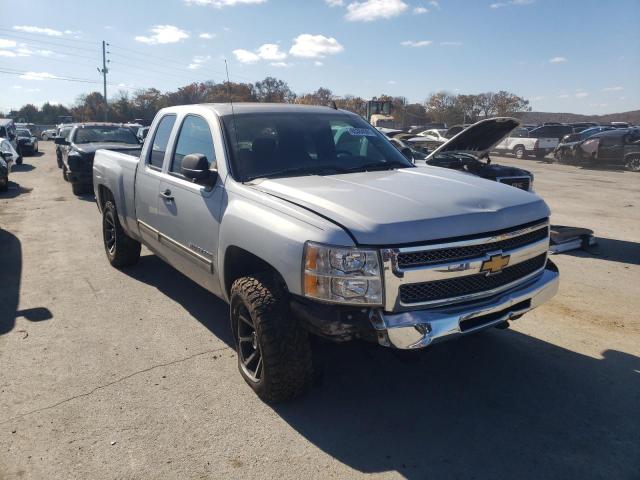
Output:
[159,189,174,201]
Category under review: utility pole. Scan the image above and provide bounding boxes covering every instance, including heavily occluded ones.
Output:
[98,40,109,121]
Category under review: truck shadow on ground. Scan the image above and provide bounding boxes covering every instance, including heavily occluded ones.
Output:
[124,254,234,347]
[565,237,640,266]
[276,332,640,479]
[11,163,36,172]
[123,253,640,479]
[0,229,53,335]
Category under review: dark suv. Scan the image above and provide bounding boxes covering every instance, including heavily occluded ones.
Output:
[529,124,574,142]
[576,128,640,171]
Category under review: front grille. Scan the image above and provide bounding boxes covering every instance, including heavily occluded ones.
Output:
[397,226,548,268]
[399,253,547,304]
[498,177,531,191]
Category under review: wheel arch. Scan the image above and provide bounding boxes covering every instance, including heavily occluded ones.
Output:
[223,245,288,300]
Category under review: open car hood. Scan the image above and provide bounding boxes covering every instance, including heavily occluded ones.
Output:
[426,117,521,160]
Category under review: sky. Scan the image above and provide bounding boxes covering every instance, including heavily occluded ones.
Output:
[1,0,639,115]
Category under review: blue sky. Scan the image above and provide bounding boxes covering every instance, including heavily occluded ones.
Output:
[1,0,639,115]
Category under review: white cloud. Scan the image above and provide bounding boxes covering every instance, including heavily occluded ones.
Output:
[233,43,287,63]
[345,0,408,22]
[0,50,17,57]
[440,41,462,46]
[19,72,58,81]
[575,92,589,98]
[325,0,344,5]
[401,40,432,47]
[491,0,532,8]
[12,85,22,89]
[549,56,567,63]
[557,94,570,98]
[429,0,440,8]
[199,32,216,39]
[13,25,63,36]
[414,6,429,13]
[289,34,344,58]
[233,48,260,63]
[270,62,292,67]
[314,61,324,66]
[135,25,189,45]
[184,0,266,6]
[188,54,212,69]
[530,96,544,101]
[0,39,17,49]
[256,43,287,60]
[388,80,397,84]
[602,86,623,92]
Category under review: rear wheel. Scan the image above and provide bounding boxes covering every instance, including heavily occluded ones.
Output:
[514,146,526,159]
[230,274,312,403]
[625,154,640,172]
[102,200,141,268]
[41,133,48,141]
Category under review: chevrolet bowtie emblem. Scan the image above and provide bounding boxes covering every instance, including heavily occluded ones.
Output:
[480,253,510,275]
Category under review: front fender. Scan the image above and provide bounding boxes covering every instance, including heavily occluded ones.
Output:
[217,186,354,300]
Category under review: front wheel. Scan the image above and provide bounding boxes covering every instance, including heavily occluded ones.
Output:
[102,200,141,268]
[16,156,23,165]
[514,146,526,159]
[625,154,640,172]
[230,275,312,403]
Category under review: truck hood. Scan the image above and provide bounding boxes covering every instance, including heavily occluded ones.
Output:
[250,167,549,245]
[426,117,521,160]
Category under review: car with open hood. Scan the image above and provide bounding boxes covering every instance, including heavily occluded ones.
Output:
[408,117,536,191]
[92,103,558,403]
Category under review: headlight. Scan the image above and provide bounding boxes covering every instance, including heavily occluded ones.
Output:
[303,241,382,305]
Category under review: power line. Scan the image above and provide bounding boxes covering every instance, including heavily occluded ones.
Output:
[0,30,101,53]
[0,68,139,90]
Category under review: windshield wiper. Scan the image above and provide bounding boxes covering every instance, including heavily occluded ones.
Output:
[339,161,411,173]
[245,165,343,182]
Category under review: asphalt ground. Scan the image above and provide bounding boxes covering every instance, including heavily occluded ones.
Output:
[1,142,638,479]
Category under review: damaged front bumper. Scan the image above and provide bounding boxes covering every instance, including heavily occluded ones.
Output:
[369,261,559,350]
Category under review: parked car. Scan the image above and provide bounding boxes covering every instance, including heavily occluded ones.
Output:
[528,124,574,142]
[0,118,21,164]
[417,128,449,142]
[553,126,616,162]
[55,125,74,168]
[388,137,427,160]
[16,128,39,156]
[412,118,535,191]
[610,121,631,129]
[137,126,150,141]
[93,103,559,402]
[41,128,57,141]
[575,127,640,171]
[56,123,142,195]
[0,138,18,192]
[492,127,558,159]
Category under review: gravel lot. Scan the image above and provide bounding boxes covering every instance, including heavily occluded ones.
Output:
[1,142,639,479]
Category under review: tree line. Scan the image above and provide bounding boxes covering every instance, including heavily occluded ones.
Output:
[3,76,531,127]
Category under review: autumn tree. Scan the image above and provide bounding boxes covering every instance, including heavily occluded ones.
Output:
[254,76,296,103]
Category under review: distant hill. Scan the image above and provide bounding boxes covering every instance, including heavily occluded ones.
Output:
[516,110,640,125]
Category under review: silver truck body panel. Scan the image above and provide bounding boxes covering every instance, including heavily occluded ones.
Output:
[250,166,549,245]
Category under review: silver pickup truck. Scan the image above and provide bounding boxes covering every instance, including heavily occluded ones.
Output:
[93,103,559,402]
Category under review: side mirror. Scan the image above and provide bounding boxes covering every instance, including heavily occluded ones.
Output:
[54,137,69,145]
[400,147,414,162]
[181,153,217,185]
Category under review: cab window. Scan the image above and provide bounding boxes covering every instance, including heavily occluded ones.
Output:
[170,115,216,176]
[148,115,176,169]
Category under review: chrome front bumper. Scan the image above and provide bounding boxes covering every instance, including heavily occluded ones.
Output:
[369,263,559,350]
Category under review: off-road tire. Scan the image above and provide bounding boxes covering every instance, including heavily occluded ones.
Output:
[625,154,640,172]
[16,156,23,165]
[230,274,312,403]
[514,146,526,159]
[0,175,8,192]
[102,200,141,268]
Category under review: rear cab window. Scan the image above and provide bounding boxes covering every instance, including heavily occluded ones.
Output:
[148,115,176,169]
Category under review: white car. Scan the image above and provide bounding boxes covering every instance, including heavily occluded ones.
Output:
[0,137,19,192]
[493,127,558,159]
[41,128,57,141]
[417,128,449,143]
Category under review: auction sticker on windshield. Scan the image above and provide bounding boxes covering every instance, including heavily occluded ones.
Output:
[348,128,377,137]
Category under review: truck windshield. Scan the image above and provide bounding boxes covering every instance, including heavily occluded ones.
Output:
[74,126,139,145]
[221,112,414,181]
